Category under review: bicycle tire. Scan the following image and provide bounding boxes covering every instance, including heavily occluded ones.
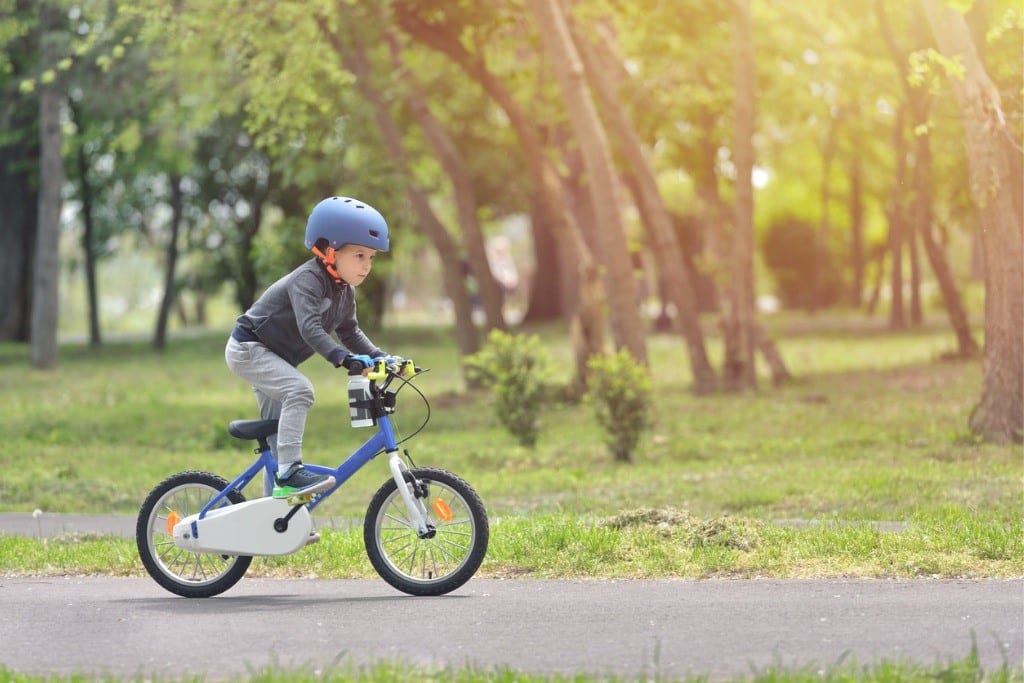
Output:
[136,471,252,598]
[364,467,488,596]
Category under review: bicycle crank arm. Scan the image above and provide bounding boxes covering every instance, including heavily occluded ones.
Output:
[387,450,432,536]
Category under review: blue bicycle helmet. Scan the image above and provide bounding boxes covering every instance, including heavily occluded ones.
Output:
[304,196,390,253]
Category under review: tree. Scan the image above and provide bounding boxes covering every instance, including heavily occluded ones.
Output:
[875,1,978,357]
[0,6,38,343]
[528,0,647,364]
[393,1,609,388]
[921,0,1022,443]
[721,0,759,392]
[336,27,481,358]
[29,2,64,369]
[385,28,507,334]
[568,13,716,393]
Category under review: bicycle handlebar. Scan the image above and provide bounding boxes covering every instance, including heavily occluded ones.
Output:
[348,358,422,383]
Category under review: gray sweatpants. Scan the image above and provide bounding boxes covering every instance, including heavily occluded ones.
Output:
[225,337,314,469]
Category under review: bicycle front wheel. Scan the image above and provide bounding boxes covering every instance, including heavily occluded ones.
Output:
[136,471,252,598]
[364,467,488,596]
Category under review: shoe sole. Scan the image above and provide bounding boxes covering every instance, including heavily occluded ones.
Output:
[272,475,336,500]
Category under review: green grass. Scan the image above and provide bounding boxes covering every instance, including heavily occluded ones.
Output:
[0,644,1019,682]
[0,314,1021,581]
[1,504,1019,579]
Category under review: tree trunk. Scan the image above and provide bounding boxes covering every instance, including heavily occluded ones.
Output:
[524,195,566,321]
[816,107,841,312]
[70,100,102,347]
[341,37,480,358]
[154,174,182,351]
[913,129,978,357]
[560,145,607,396]
[876,0,979,356]
[30,7,64,369]
[922,0,1023,443]
[529,0,647,364]
[571,16,716,393]
[887,106,908,330]
[0,119,38,342]
[722,0,759,392]
[386,29,507,334]
[849,154,865,307]
[394,6,605,374]
[908,212,923,325]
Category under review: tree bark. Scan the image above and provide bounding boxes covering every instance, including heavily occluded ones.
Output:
[0,117,38,342]
[385,29,507,334]
[875,0,978,356]
[722,0,758,392]
[886,106,908,330]
[154,174,182,351]
[30,7,64,369]
[529,0,647,364]
[69,100,102,347]
[922,0,1023,443]
[849,154,865,307]
[393,5,605,376]
[570,15,716,393]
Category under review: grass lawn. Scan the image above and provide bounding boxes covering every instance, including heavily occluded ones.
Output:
[0,314,1020,581]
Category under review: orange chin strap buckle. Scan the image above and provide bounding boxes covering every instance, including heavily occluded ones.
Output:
[312,245,341,283]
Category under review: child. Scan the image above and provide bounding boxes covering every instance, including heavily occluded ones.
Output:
[225,196,394,498]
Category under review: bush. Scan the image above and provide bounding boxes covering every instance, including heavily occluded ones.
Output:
[761,215,843,310]
[585,350,653,462]
[464,330,553,448]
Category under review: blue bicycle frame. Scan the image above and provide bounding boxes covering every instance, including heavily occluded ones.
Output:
[197,415,401,520]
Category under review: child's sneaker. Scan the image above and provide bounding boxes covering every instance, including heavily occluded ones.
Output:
[273,464,335,499]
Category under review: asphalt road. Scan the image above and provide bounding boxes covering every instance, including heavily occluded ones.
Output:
[1,576,1020,680]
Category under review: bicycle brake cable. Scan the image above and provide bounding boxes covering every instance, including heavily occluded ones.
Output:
[388,370,432,448]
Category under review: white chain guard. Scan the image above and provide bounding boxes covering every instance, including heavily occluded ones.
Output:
[172,496,312,556]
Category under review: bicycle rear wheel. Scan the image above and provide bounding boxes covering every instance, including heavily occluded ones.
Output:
[364,467,488,596]
[136,471,252,598]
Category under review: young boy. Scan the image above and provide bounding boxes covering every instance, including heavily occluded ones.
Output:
[225,196,393,498]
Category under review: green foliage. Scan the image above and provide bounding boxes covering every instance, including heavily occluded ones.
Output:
[585,350,654,462]
[761,215,844,310]
[464,330,554,448]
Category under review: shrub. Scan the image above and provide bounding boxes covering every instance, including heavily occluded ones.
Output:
[761,215,843,310]
[464,330,553,448]
[585,350,653,462]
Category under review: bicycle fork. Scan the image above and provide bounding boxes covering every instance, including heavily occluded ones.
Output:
[386,450,435,538]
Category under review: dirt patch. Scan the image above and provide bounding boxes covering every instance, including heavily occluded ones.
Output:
[602,507,763,551]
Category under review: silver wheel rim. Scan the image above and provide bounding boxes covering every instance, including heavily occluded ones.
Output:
[146,483,239,587]
[373,480,476,584]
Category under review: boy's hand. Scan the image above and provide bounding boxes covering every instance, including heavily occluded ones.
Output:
[342,353,375,371]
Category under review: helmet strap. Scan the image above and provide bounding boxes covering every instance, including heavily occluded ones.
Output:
[311,245,342,283]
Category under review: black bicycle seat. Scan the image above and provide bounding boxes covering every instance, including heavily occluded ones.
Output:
[228,419,279,441]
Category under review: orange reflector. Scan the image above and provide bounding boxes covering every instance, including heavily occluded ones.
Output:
[166,511,180,536]
[432,499,453,522]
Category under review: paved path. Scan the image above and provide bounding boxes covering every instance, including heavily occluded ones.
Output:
[1,576,1020,680]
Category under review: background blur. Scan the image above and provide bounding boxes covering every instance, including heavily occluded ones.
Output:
[1,1,1021,426]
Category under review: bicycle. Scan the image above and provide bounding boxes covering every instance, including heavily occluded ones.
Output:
[136,358,489,598]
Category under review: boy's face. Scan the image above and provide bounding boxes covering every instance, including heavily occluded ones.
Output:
[335,244,378,287]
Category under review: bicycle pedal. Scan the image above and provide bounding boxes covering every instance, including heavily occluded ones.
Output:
[285,493,314,505]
